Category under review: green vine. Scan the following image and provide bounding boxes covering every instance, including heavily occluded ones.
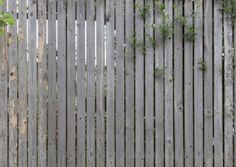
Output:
[0,0,15,35]
[154,66,166,78]
[198,59,207,72]
[221,0,236,24]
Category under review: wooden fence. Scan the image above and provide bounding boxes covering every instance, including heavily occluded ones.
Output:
[0,0,236,167]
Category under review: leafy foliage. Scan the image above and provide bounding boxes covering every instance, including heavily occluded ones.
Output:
[0,0,15,36]
[221,0,236,23]
[198,59,207,72]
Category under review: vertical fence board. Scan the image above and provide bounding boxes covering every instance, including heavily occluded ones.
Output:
[87,0,96,166]
[125,1,135,167]
[223,7,234,167]
[204,0,213,166]
[194,1,204,167]
[38,0,47,166]
[28,0,38,166]
[48,0,57,166]
[77,0,86,166]
[18,0,28,166]
[0,17,8,167]
[116,0,125,166]
[67,0,76,166]
[106,0,115,166]
[144,0,154,166]
[213,1,223,167]
[173,1,184,167]
[96,0,105,166]
[155,1,164,166]
[8,0,18,166]
[164,1,174,167]
[135,0,145,166]
[184,1,193,167]
[57,0,66,166]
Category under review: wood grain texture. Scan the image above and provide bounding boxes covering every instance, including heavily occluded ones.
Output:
[48,0,57,166]
[57,0,66,166]
[0,20,8,167]
[86,0,96,166]
[28,0,37,166]
[106,0,115,166]
[77,0,86,167]
[96,0,105,166]
[184,1,193,167]
[204,0,213,166]
[125,1,135,167]
[135,0,145,166]
[8,0,18,166]
[213,1,223,167]
[194,1,203,167]
[223,6,234,167]
[115,0,125,166]
[174,1,184,167]
[67,0,76,166]
[18,1,28,167]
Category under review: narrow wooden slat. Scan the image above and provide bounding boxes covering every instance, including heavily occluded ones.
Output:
[86,0,95,166]
[204,0,213,166]
[18,0,28,167]
[144,0,154,167]
[213,1,223,167]
[57,0,66,166]
[38,0,47,166]
[116,0,125,166]
[106,0,115,166]
[194,1,203,167]
[77,0,86,166]
[0,21,8,167]
[223,7,234,167]
[48,0,57,166]
[28,0,37,166]
[8,0,18,166]
[135,0,144,166]
[164,1,174,167]
[67,0,76,166]
[184,1,193,167]
[173,1,184,167]
[155,1,164,166]
[125,0,135,166]
[96,0,105,166]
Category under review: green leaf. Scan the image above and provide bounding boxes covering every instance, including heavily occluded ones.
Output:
[0,27,4,36]
[2,13,15,26]
[0,0,4,6]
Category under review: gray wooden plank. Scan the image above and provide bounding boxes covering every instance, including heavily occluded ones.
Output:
[96,0,105,167]
[28,0,38,166]
[125,0,135,166]
[155,1,164,166]
[106,0,115,166]
[18,0,28,167]
[86,0,96,166]
[135,0,145,166]
[164,1,174,167]
[184,1,193,167]
[57,0,66,166]
[173,1,184,167]
[223,7,234,167]
[8,0,18,166]
[0,17,8,167]
[115,0,125,166]
[144,0,154,167]
[77,0,86,166]
[204,1,213,166]
[213,1,223,167]
[194,1,204,167]
[66,0,76,166]
[48,0,57,166]
[234,13,236,167]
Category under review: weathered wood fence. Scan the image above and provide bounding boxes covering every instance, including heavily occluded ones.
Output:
[0,0,236,167]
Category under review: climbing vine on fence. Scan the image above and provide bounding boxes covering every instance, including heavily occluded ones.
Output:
[0,0,15,36]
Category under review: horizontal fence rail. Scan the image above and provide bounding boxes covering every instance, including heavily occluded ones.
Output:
[0,0,236,167]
